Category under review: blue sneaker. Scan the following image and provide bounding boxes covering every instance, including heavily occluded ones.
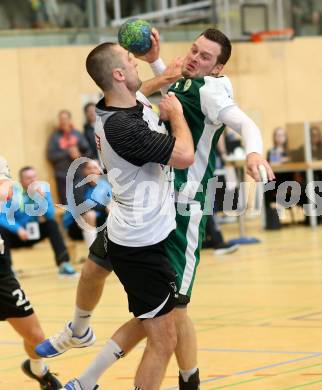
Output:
[63,379,98,390]
[59,262,77,276]
[36,322,96,358]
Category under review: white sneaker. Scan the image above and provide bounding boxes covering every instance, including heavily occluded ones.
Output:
[35,322,95,358]
[214,242,239,255]
[63,378,99,390]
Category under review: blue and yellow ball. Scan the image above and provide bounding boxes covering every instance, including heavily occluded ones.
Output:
[118,19,152,55]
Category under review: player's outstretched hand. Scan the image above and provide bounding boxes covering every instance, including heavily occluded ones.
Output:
[159,92,183,121]
[246,152,275,182]
[162,57,183,84]
[135,28,160,63]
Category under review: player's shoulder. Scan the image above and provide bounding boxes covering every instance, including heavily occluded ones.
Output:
[201,75,234,99]
[203,74,232,89]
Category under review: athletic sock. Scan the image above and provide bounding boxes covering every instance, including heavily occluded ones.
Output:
[82,229,97,248]
[72,305,93,337]
[30,358,48,377]
[180,367,198,382]
[78,339,124,389]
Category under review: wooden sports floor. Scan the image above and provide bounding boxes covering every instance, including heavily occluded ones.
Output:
[1,221,322,389]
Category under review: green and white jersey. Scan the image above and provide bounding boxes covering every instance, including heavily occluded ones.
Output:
[168,75,235,204]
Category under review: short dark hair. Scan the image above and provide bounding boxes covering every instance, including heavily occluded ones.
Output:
[86,42,121,91]
[84,102,95,113]
[19,166,34,180]
[201,28,232,65]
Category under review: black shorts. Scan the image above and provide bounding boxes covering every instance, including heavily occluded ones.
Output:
[0,273,34,321]
[105,234,177,319]
[88,228,114,271]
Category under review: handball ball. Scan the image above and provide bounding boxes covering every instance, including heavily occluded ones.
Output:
[118,19,152,55]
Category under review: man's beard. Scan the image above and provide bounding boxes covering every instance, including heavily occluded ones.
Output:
[181,64,198,78]
[182,68,192,78]
[127,77,142,92]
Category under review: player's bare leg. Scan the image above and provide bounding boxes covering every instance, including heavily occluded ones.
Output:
[112,317,146,353]
[76,258,110,313]
[36,258,110,357]
[72,257,110,335]
[135,311,177,390]
[73,318,146,389]
[9,314,45,359]
[174,308,200,389]
[8,314,62,388]
[174,308,197,369]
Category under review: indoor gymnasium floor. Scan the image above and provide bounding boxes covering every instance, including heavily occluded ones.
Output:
[1,220,322,389]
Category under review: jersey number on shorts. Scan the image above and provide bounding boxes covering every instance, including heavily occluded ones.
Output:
[12,288,32,311]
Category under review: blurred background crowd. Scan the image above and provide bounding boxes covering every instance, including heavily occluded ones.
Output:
[1,0,322,38]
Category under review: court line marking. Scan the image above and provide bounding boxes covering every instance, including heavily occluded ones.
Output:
[207,361,322,389]
[208,376,263,389]
[283,378,322,389]
[291,311,322,321]
[164,352,322,389]
[198,348,320,355]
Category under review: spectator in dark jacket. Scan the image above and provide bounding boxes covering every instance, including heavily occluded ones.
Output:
[0,166,76,275]
[47,110,90,204]
[83,103,98,159]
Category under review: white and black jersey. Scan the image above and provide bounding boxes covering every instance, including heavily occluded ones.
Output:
[95,91,176,247]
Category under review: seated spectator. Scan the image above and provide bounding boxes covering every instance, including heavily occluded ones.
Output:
[47,110,90,204]
[291,125,322,161]
[63,160,112,248]
[264,127,300,229]
[0,166,76,275]
[267,127,290,163]
[83,103,98,159]
[291,0,322,36]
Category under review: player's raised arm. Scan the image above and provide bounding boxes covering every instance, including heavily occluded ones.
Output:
[140,57,183,97]
[200,76,274,182]
[135,27,176,96]
[218,106,275,181]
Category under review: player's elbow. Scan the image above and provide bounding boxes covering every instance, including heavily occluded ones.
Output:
[172,152,195,169]
[184,152,195,167]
